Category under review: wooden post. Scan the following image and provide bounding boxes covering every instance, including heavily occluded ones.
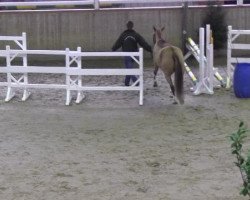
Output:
[181,2,188,54]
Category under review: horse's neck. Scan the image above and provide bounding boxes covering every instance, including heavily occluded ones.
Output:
[156,39,170,48]
[153,39,172,62]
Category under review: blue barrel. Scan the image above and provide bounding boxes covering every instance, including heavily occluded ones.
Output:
[234,63,250,98]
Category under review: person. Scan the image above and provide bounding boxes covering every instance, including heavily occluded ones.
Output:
[112,21,152,86]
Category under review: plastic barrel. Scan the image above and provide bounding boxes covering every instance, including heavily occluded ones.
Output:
[234,63,250,98]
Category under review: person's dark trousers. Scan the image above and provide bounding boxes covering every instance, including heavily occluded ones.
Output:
[124,56,137,86]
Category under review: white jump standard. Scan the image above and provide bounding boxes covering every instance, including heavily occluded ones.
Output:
[226,26,250,88]
[194,26,214,95]
[184,25,215,95]
[185,25,226,93]
[0,32,30,101]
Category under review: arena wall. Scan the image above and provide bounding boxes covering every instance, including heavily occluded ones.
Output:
[0,6,249,56]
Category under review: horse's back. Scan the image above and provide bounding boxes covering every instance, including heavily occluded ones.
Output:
[155,45,183,62]
[162,46,184,60]
[154,45,184,75]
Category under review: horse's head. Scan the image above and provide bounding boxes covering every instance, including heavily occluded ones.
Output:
[153,26,165,44]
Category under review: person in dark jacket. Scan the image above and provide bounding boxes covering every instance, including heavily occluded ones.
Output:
[112,21,152,86]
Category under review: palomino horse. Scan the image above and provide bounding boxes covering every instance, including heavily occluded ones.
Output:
[153,26,185,104]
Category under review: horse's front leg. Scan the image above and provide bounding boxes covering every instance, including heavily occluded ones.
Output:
[153,65,159,87]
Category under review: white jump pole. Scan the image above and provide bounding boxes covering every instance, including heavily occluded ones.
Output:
[139,48,143,106]
[75,46,85,104]
[206,24,214,92]
[65,48,72,106]
[5,45,15,102]
[21,32,31,101]
[226,25,232,89]
[193,27,214,95]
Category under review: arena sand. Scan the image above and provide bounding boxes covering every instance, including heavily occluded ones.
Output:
[0,63,250,200]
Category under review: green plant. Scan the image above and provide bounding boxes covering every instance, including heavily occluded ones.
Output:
[230,122,250,197]
[202,1,227,49]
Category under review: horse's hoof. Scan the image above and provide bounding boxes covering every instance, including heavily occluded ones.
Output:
[173,101,178,105]
[153,83,158,87]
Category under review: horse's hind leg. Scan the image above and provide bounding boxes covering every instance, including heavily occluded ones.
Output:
[153,65,159,87]
[165,76,175,96]
[165,75,178,104]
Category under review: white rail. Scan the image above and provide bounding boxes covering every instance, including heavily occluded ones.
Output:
[0,1,94,7]
[0,46,144,106]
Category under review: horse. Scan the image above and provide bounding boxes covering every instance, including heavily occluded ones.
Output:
[153,26,185,104]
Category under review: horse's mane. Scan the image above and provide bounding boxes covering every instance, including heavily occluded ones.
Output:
[154,27,171,48]
[157,39,171,48]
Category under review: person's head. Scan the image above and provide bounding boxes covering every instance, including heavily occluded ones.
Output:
[126,21,134,30]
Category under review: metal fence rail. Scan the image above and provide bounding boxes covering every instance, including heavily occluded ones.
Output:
[0,0,248,10]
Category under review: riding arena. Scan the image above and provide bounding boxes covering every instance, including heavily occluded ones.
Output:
[0,1,250,200]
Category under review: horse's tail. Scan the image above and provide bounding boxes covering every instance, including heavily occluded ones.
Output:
[172,48,184,104]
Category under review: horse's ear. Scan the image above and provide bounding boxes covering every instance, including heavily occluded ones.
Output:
[153,26,156,32]
[161,27,165,32]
